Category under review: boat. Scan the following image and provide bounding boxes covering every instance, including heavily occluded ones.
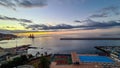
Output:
[28,34,35,38]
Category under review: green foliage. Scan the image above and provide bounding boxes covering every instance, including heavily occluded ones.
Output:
[28,54,33,59]
[0,55,29,68]
[39,56,50,68]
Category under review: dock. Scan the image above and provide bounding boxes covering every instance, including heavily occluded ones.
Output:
[95,46,112,56]
[95,46,120,53]
[60,38,120,40]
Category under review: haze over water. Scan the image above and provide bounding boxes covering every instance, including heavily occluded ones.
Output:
[0,34,120,54]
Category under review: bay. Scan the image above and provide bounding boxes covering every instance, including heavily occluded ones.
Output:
[0,35,120,54]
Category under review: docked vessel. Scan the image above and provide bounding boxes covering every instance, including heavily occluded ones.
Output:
[28,34,35,38]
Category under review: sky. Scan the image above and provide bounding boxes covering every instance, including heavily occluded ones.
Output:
[0,0,120,37]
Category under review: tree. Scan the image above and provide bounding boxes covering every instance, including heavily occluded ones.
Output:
[0,55,29,68]
[45,52,47,56]
[20,55,28,63]
[39,56,50,68]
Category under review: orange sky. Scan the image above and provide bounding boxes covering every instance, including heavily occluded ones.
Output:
[15,27,120,37]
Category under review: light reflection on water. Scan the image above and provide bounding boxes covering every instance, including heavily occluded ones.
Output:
[0,36,120,54]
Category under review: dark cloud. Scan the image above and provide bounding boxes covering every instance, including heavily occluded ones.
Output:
[5,26,15,28]
[75,6,120,30]
[19,23,27,27]
[74,20,82,23]
[89,13,108,18]
[0,0,47,10]
[89,6,120,18]
[24,19,120,30]
[0,0,16,10]
[83,21,120,29]
[0,15,32,23]
[99,6,120,14]
[74,19,120,30]
[25,24,74,30]
[17,0,47,8]
[19,19,32,23]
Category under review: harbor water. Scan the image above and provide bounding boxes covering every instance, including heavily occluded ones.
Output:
[0,35,120,54]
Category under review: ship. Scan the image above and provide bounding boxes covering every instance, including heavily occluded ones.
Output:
[28,34,35,38]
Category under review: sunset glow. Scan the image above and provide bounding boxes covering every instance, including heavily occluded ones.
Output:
[0,0,120,37]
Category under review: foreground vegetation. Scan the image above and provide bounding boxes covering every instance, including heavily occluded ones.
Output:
[0,54,51,68]
[0,55,29,68]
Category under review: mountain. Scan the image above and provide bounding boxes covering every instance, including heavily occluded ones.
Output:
[0,33,17,40]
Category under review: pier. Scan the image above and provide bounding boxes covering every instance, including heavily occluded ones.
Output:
[60,38,120,40]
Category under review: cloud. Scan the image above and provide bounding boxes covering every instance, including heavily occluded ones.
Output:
[74,6,120,30]
[19,23,27,27]
[5,26,16,28]
[24,19,120,30]
[89,6,120,18]
[0,15,32,23]
[58,0,86,4]
[99,6,120,14]
[74,20,82,23]
[89,13,108,18]
[25,24,74,30]
[81,19,120,29]
[0,0,47,10]
[19,19,32,23]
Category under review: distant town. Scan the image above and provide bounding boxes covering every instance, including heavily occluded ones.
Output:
[0,33,17,41]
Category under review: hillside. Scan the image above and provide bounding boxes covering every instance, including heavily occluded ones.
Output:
[0,33,17,40]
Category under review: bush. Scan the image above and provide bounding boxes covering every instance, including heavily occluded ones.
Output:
[39,56,50,68]
[0,55,29,68]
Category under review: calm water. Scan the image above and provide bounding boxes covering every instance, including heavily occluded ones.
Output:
[0,35,120,54]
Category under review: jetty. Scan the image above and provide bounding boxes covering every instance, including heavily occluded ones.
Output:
[60,38,120,40]
[95,46,120,53]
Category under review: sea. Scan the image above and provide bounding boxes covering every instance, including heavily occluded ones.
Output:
[0,35,120,55]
